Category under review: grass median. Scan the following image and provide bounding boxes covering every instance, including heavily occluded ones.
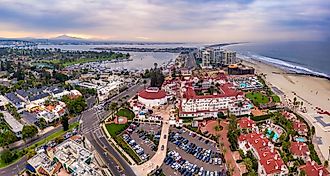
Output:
[105,123,141,163]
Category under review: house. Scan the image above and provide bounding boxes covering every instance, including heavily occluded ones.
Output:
[290,142,310,160]
[0,95,9,110]
[238,117,256,129]
[5,92,26,109]
[293,121,308,136]
[238,132,288,176]
[26,152,61,176]
[299,161,329,176]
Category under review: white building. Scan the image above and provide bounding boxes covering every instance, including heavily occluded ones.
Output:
[201,48,237,68]
[54,139,100,176]
[179,82,251,118]
[138,87,167,107]
[1,111,24,137]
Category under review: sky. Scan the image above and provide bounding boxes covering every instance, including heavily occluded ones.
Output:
[0,0,329,42]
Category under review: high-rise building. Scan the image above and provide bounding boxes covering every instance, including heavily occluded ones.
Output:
[201,48,237,68]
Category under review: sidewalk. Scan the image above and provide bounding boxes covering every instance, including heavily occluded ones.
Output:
[218,121,241,176]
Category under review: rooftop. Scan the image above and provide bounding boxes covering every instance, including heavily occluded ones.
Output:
[238,117,256,129]
[1,111,23,133]
[138,87,167,100]
[300,161,329,176]
[290,141,309,157]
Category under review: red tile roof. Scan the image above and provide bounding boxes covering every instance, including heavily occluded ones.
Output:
[300,161,329,176]
[183,83,243,99]
[138,87,166,100]
[293,121,308,133]
[239,132,287,175]
[290,142,309,157]
[238,117,256,129]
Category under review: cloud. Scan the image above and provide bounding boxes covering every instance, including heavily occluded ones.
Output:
[0,0,329,42]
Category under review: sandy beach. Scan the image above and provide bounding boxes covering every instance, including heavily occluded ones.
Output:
[242,59,330,161]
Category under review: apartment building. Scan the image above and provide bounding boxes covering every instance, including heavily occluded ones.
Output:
[54,139,100,176]
[201,48,237,68]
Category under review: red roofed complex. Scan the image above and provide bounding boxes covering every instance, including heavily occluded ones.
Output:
[238,117,256,129]
[238,132,289,176]
[290,142,310,160]
[179,78,251,118]
[293,121,308,136]
[300,161,329,176]
[138,87,167,107]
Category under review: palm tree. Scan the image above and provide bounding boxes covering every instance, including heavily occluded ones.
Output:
[0,112,4,122]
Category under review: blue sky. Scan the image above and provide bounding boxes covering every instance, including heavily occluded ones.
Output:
[0,0,329,42]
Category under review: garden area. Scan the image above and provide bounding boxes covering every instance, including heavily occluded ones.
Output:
[116,108,135,120]
[245,91,270,106]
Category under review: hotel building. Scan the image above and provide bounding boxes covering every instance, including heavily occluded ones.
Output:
[179,76,251,118]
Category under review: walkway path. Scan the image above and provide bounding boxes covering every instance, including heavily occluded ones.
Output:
[131,106,171,176]
[218,121,241,176]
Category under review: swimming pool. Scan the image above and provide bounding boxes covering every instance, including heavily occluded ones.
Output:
[248,104,254,109]
[296,137,307,142]
[267,129,279,141]
[240,83,246,88]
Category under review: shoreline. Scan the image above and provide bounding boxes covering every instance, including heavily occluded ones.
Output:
[241,57,330,161]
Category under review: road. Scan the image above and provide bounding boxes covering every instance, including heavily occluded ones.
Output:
[0,117,79,152]
[0,82,144,175]
[186,50,198,69]
[0,156,27,176]
[81,82,146,176]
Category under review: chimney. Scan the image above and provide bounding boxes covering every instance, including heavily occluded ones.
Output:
[274,154,278,160]
[299,145,302,151]
[312,161,315,166]
[267,160,270,165]
[319,169,323,176]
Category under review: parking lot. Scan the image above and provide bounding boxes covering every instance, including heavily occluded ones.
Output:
[161,128,226,176]
[123,123,161,162]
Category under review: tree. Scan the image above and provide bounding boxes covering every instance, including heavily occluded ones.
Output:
[22,125,38,139]
[1,150,15,163]
[109,102,118,113]
[244,158,253,171]
[324,160,329,168]
[61,116,69,131]
[39,118,47,130]
[0,112,4,122]
[299,170,306,176]
[1,131,17,146]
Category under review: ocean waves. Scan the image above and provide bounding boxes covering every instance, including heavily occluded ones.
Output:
[238,53,330,79]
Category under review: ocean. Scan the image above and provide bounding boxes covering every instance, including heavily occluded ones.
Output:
[223,41,330,78]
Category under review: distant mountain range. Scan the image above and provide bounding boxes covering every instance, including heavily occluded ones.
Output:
[51,34,86,41]
[0,35,187,46]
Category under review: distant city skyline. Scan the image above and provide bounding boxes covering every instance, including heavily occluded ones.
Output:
[0,0,329,42]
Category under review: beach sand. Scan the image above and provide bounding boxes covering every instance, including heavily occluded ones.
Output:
[242,59,330,161]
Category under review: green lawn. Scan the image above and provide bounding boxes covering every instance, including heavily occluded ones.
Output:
[245,92,270,105]
[105,123,141,163]
[0,122,79,168]
[105,123,129,137]
[271,95,281,103]
[116,108,135,120]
